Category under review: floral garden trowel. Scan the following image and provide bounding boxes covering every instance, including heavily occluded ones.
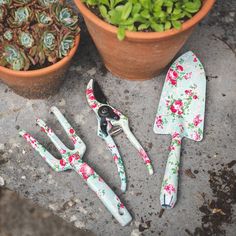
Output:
[153,51,206,209]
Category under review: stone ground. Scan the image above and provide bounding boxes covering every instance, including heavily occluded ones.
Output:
[0,0,236,236]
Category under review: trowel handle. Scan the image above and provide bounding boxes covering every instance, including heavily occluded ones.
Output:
[160,134,182,209]
[72,161,132,226]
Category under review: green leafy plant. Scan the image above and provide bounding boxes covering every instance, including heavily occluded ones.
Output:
[0,0,80,71]
[83,0,202,40]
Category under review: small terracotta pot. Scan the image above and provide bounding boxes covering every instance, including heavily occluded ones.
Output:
[74,0,215,80]
[0,36,80,99]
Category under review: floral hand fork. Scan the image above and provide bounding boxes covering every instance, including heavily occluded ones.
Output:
[153,51,206,208]
[19,106,132,226]
[86,79,154,193]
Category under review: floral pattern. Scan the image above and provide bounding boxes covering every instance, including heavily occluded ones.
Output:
[86,79,154,193]
[19,106,132,226]
[154,51,206,208]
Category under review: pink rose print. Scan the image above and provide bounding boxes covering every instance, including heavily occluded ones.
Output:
[176,64,183,71]
[166,68,178,86]
[184,72,192,80]
[193,115,202,127]
[69,128,75,134]
[23,133,38,149]
[60,159,67,167]
[68,153,80,163]
[193,131,201,141]
[170,100,184,115]
[193,95,198,100]
[193,57,198,62]
[172,132,180,139]
[155,115,163,129]
[86,88,93,95]
[60,149,66,154]
[139,149,151,164]
[185,89,193,96]
[168,145,175,151]
[113,155,119,163]
[79,163,95,180]
[71,136,77,144]
[164,184,176,195]
[90,103,97,109]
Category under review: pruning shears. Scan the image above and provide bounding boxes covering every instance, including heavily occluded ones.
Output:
[86,79,154,193]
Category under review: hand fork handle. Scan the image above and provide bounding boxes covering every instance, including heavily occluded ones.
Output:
[70,160,132,226]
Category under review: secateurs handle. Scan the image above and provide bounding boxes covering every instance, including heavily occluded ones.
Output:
[120,120,154,175]
[103,135,127,193]
[160,134,182,209]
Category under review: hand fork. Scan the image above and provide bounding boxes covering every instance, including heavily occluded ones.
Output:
[19,106,132,226]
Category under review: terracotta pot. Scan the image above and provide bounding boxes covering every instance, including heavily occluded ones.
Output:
[74,0,215,80]
[0,36,80,99]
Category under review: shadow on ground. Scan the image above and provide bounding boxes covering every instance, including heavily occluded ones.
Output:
[0,188,94,236]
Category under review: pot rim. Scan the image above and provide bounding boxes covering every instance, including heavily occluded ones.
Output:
[0,35,80,77]
[74,0,215,40]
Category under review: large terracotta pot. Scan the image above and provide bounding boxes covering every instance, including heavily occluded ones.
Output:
[0,36,80,99]
[74,0,215,80]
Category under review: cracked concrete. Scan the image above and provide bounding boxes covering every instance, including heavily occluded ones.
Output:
[0,0,236,235]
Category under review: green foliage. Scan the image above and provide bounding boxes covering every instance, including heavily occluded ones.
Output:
[83,0,202,40]
[0,0,80,71]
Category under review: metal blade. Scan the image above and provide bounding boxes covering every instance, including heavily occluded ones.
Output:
[93,80,108,104]
[153,51,206,141]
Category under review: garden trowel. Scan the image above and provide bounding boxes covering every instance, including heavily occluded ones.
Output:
[153,51,206,209]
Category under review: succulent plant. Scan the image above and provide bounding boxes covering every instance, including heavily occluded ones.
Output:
[1,45,29,70]
[0,0,80,71]
[3,30,13,41]
[38,0,59,7]
[36,11,53,26]
[59,33,75,58]
[42,31,56,50]
[0,0,12,6]
[53,4,79,30]
[19,31,34,48]
[83,0,202,40]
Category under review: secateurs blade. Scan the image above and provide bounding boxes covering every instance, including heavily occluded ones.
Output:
[86,79,154,193]
[19,106,132,226]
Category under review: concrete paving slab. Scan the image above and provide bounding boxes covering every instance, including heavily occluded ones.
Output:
[0,0,235,235]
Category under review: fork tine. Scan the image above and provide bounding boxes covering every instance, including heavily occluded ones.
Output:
[36,118,71,155]
[50,106,86,154]
[19,130,71,172]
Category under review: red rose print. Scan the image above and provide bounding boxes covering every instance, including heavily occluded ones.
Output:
[156,115,163,129]
[193,95,198,100]
[69,128,75,134]
[176,65,183,71]
[68,154,80,163]
[79,163,94,180]
[60,159,67,167]
[113,155,119,162]
[193,57,197,62]
[164,184,176,194]
[90,103,97,109]
[86,88,93,95]
[172,132,180,139]
[193,115,202,127]
[170,100,183,115]
[185,90,193,96]
[193,131,201,141]
[60,149,66,154]
[167,68,178,86]
[184,72,192,80]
